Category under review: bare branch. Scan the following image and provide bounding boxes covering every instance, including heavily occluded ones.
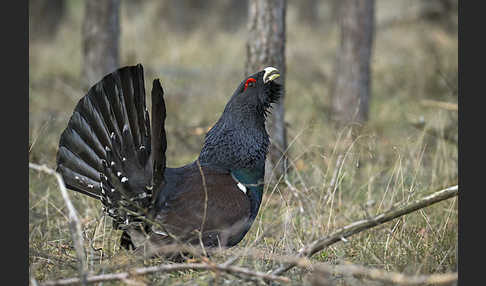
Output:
[311,263,457,286]
[232,248,457,286]
[271,185,459,275]
[38,261,290,286]
[29,163,87,285]
[213,247,457,286]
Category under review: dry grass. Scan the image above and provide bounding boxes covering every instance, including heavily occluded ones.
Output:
[29,1,457,285]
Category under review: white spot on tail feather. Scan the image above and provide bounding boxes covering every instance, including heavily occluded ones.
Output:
[121,177,128,183]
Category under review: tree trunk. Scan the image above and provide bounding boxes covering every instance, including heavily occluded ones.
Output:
[82,0,120,87]
[330,0,375,126]
[246,0,287,181]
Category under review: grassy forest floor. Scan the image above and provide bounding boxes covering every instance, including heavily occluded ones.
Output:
[29,1,458,285]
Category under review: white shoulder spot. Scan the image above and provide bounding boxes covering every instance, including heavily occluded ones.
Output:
[237,182,247,194]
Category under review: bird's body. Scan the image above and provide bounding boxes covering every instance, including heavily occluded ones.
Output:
[56,64,281,257]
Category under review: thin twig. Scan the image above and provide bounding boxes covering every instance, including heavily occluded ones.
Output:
[271,185,459,275]
[29,163,88,285]
[38,261,290,286]
[196,159,209,257]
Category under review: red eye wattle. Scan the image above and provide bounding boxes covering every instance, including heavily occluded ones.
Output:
[244,78,257,92]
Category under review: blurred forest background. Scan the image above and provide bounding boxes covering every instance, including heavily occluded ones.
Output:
[29,0,458,285]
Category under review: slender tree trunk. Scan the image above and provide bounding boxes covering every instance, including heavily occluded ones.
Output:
[246,0,287,181]
[330,0,375,126]
[82,0,120,87]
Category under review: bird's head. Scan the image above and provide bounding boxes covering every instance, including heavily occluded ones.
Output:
[198,67,282,169]
[224,67,282,120]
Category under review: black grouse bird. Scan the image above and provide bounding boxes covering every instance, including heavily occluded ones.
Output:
[56,64,281,257]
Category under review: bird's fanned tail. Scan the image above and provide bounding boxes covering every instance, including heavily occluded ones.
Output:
[56,64,164,228]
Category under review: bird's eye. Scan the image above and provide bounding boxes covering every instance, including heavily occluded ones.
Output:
[244,78,257,92]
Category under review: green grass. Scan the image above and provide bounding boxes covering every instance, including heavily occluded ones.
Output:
[29,1,457,285]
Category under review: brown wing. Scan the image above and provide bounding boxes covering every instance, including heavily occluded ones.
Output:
[151,164,251,248]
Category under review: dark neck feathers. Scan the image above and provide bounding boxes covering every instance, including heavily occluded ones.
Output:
[198,108,269,171]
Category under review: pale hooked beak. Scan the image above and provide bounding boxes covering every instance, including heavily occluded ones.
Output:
[263,67,280,84]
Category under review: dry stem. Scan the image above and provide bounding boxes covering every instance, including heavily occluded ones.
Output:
[29,163,88,285]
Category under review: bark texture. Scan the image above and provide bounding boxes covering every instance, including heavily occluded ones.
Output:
[331,0,375,125]
[246,0,287,180]
[82,0,120,87]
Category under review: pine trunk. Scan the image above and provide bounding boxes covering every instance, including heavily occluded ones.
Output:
[82,0,120,87]
[246,0,287,181]
[331,0,375,125]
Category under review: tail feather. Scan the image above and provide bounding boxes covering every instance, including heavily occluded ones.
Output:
[75,96,113,154]
[57,145,100,181]
[57,165,101,199]
[150,79,167,196]
[56,64,162,227]
[69,111,107,159]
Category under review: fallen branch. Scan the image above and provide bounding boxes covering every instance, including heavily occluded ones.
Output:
[238,249,457,286]
[123,245,457,286]
[152,246,457,286]
[38,261,290,286]
[312,262,457,286]
[271,185,458,275]
[214,247,457,285]
[29,163,88,285]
